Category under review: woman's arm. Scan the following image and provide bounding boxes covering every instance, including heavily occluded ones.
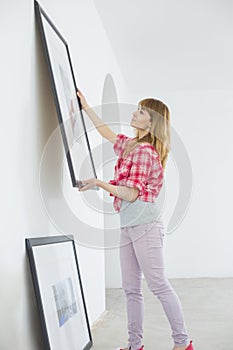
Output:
[84,106,117,143]
[77,89,117,143]
[79,178,139,202]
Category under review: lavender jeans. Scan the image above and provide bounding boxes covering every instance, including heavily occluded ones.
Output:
[120,219,190,350]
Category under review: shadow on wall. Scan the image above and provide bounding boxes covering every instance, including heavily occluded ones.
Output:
[33,10,63,195]
[101,73,122,288]
[102,73,121,247]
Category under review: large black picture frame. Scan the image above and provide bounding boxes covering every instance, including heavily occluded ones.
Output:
[35,1,99,190]
[26,235,93,350]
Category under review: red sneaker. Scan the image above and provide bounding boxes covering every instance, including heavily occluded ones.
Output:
[119,346,144,350]
[185,340,194,350]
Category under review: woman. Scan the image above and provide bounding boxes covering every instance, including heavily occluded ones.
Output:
[76,89,194,350]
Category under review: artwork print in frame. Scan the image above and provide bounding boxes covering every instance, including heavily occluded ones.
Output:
[35,1,99,190]
[26,235,93,350]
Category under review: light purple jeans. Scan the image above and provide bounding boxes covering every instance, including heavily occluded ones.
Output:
[120,219,190,350]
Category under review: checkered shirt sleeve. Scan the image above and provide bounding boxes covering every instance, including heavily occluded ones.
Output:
[113,133,131,156]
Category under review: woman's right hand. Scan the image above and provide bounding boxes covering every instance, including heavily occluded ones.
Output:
[77,89,89,110]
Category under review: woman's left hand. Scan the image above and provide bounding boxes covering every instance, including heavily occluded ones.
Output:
[78,178,99,191]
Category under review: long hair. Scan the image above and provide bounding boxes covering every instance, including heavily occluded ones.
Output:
[123,98,171,170]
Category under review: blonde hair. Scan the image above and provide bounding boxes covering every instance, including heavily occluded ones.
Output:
[123,98,171,170]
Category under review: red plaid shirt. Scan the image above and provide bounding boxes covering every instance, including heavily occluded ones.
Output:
[108,133,164,212]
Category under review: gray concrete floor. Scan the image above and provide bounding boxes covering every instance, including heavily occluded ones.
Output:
[91,278,233,350]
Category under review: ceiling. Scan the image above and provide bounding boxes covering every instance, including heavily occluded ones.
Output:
[93,0,233,93]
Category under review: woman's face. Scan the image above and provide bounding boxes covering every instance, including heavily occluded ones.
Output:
[130,105,151,131]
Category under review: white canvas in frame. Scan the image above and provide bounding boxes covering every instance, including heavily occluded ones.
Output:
[31,240,91,350]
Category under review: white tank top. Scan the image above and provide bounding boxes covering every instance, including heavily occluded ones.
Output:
[119,198,162,228]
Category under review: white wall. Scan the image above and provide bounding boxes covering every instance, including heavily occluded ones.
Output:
[0,0,127,349]
[163,89,233,278]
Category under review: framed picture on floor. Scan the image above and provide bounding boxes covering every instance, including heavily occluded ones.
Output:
[26,235,93,350]
[35,1,99,190]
